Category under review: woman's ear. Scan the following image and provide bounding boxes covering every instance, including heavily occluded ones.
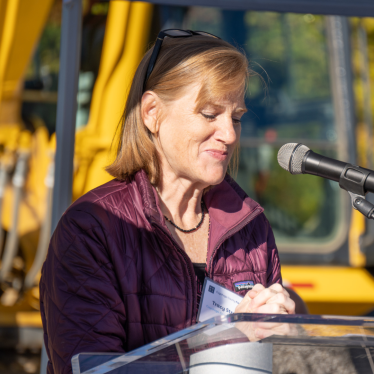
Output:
[141,91,160,134]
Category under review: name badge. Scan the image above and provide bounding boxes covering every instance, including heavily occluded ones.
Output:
[197,278,243,322]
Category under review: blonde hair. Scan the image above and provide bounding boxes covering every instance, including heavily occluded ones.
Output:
[106,35,250,184]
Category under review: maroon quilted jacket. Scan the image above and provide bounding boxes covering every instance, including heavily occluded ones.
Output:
[40,169,282,374]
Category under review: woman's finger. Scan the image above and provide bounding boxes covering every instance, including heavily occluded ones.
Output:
[252,302,287,315]
[248,283,287,305]
[249,287,279,310]
[269,283,289,297]
[235,291,254,313]
[247,283,265,299]
[252,283,265,292]
[244,288,254,301]
[265,292,296,314]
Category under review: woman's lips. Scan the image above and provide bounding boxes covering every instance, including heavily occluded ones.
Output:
[205,149,228,161]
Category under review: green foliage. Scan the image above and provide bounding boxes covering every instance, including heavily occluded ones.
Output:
[25,2,61,79]
[245,12,330,100]
[38,22,61,74]
[261,156,323,225]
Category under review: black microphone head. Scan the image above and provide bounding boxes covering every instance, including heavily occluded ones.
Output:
[277,143,310,174]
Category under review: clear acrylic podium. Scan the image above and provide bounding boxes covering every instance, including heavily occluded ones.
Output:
[72,313,374,374]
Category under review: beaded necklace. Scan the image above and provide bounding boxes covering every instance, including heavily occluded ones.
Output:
[164,200,205,233]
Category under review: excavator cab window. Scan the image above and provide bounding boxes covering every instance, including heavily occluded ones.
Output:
[21,3,362,260]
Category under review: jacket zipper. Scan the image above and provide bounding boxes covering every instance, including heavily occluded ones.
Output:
[208,207,263,278]
[151,219,197,325]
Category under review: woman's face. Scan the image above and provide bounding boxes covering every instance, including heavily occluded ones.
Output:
[151,83,246,187]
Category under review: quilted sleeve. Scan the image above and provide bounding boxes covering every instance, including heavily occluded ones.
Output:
[264,217,282,287]
[40,208,127,374]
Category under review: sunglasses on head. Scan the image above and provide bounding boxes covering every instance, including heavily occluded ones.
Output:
[143,29,221,92]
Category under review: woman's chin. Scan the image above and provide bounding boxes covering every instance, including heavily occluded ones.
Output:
[198,169,227,187]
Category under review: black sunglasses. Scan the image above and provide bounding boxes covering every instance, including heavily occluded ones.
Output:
[143,29,221,92]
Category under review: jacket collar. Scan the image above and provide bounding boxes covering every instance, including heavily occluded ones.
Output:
[204,174,264,263]
[134,169,164,227]
[135,170,264,253]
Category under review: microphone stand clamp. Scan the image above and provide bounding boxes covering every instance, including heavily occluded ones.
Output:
[348,191,374,219]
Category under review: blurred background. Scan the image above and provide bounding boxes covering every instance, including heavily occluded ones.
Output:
[0,0,374,372]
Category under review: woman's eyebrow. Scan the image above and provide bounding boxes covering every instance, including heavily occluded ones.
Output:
[234,107,248,114]
[205,103,225,111]
[205,103,248,114]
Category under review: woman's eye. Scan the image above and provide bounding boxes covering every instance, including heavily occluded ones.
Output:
[202,113,216,121]
[233,118,242,125]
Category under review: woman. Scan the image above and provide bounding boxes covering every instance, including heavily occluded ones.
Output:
[40,30,295,374]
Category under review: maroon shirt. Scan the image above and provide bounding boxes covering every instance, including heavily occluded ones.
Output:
[40,170,282,374]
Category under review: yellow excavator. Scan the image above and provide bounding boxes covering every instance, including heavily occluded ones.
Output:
[0,0,55,348]
[1,0,374,352]
[0,0,154,348]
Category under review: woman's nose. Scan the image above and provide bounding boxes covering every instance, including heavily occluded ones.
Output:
[215,117,238,145]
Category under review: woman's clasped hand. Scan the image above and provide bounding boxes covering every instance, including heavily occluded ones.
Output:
[235,283,297,341]
[235,283,295,315]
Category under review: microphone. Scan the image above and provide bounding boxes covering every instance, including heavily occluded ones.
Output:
[277,143,374,196]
